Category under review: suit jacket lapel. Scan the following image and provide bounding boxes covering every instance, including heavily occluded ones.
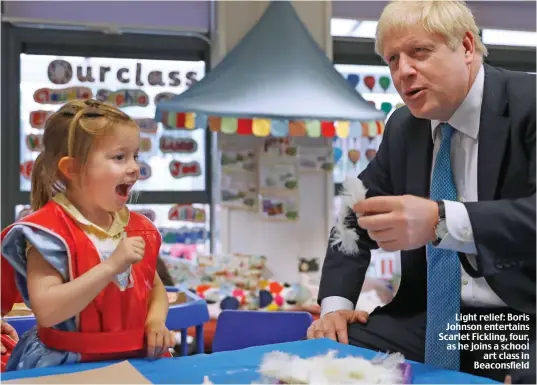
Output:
[478,64,510,201]
[406,118,434,198]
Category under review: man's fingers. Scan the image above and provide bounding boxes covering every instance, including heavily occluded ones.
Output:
[308,321,325,340]
[1,344,6,353]
[368,228,397,243]
[333,317,349,344]
[323,323,338,342]
[358,213,396,231]
[313,328,325,339]
[354,196,400,216]
[352,311,369,324]
[378,240,401,252]
[307,325,314,340]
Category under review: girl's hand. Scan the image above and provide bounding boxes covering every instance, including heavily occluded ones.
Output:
[107,236,145,274]
[1,320,19,353]
[145,320,175,358]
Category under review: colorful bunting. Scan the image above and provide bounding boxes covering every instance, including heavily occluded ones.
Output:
[271,120,289,137]
[184,112,196,129]
[208,116,221,131]
[221,117,238,134]
[305,121,321,137]
[289,120,306,136]
[335,121,350,138]
[157,113,384,138]
[237,118,253,135]
[252,119,271,136]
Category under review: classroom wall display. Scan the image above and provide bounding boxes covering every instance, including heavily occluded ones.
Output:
[140,137,152,152]
[159,136,198,153]
[298,145,333,172]
[33,86,93,104]
[136,203,210,255]
[95,88,149,107]
[138,161,152,180]
[19,54,205,192]
[168,204,206,223]
[132,209,156,222]
[29,110,53,128]
[259,194,299,221]
[20,160,34,180]
[220,149,258,211]
[169,160,202,178]
[334,64,404,183]
[134,118,158,134]
[25,134,43,152]
[258,138,300,221]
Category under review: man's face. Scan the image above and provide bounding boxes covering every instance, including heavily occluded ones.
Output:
[382,27,475,121]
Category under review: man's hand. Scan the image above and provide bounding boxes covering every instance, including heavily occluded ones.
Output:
[306,310,369,344]
[1,320,19,353]
[354,195,438,251]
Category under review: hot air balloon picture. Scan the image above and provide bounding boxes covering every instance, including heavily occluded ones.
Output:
[363,75,376,92]
[379,76,391,92]
[347,137,361,172]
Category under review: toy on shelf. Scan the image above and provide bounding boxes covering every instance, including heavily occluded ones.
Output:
[163,252,315,313]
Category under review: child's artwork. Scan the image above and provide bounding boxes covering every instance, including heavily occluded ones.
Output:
[221,170,258,210]
[259,163,298,192]
[221,150,256,173]
[299,146,334,172]
[261,137,297,161]
[260,194,299,221]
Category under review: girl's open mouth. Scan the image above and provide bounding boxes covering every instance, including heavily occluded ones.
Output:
[115,183,132,198]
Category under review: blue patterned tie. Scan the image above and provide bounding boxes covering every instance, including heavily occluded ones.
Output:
[425,123,461,370]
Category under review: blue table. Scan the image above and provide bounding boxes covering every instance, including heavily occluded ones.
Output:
[2,339,499,384]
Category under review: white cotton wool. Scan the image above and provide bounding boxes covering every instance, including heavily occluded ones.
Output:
[258,350,406,384]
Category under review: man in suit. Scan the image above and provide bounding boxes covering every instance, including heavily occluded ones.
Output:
[308,1,535,383]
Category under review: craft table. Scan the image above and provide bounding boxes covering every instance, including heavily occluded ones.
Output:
[2,338,500,384]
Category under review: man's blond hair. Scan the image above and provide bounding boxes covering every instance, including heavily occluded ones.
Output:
[375,0,487,58]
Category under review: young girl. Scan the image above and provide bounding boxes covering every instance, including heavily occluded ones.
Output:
[1,99,175,370]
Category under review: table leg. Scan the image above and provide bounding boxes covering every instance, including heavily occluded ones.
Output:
[180,328,188,356]
[196,324,204,354]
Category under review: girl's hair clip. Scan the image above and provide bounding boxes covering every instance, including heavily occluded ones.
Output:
[59,106,79,117]
[83,100,104,117]
[83,106,104,117]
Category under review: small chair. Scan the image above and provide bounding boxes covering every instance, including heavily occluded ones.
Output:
[212,310,313,353]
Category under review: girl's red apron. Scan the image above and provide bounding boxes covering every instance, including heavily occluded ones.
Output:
[1,201,161,362]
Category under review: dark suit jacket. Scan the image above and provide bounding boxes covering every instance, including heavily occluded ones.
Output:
[318,64,536,315]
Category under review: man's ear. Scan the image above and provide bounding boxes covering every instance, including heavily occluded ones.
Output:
[57,156,77,180]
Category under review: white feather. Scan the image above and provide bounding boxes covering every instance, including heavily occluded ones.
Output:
[331,177,368,255]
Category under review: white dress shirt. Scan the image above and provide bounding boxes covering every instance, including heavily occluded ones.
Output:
[321,64,507,317]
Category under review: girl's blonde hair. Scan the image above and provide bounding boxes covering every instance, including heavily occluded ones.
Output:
[31,99,138,211]
[375,0,487,59]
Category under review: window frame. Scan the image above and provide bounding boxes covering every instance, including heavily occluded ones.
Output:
[1,23,212,227]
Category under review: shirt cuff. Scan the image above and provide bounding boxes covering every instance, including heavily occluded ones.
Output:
[320,296,354,317]
[437,200,478,254]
